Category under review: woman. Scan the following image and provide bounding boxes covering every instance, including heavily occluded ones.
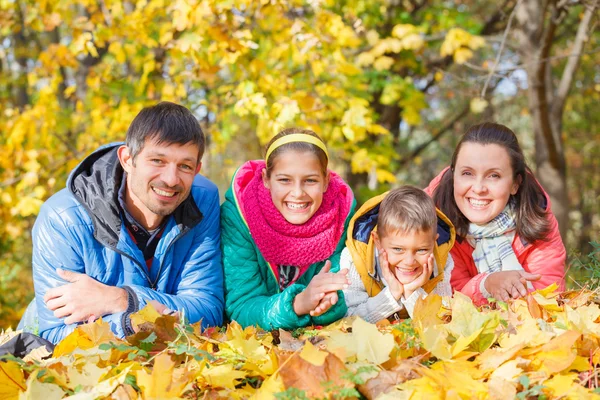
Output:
[426,122,565,304]
[221,128,355,330]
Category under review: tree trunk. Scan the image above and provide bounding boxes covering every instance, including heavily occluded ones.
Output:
[514,0,597,239]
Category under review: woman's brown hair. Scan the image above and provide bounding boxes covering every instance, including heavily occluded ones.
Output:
[264,128,328,178]
[432,122,550,243]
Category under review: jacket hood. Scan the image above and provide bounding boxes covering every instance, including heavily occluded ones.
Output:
[345,191,456,297]
[68,143,203,249]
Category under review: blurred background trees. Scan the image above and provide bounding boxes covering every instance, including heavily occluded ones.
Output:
[0,0,598,328]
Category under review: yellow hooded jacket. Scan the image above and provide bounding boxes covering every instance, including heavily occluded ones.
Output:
[345,191,456,300]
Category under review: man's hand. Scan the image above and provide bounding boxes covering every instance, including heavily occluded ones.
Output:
[379,249,404,301]
[403,253,434,299]
[293,261,350,316]
[484,270,541,302]
[44,269,129,325]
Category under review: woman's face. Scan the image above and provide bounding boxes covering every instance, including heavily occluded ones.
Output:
[262,150,329,225]
[453,143,519,225]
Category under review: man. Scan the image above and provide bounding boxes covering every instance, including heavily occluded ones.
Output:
[19,102,224,344]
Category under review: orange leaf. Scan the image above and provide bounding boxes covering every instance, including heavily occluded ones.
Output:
[277,350,352,398]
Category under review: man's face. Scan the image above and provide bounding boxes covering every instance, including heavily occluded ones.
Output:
[118,139,201,226]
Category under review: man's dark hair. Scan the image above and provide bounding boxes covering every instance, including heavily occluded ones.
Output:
[126,101,205,163]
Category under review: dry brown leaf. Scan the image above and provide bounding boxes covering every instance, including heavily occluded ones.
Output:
[358,361,423,400]
[277,329,304,352]
[277,349,352,397]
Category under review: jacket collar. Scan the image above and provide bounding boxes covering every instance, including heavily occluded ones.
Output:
[67,143,203,249]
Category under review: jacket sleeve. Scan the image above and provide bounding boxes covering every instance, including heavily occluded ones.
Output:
[450,246,491,305]
[221,199,311,330]
[522,212,566,291]
[310,201,355,326]
[31,205,129,344]
[125,188,224,328]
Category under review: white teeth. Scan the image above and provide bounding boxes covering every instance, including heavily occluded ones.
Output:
[153,187,176,197]
[286,202,309,210]
[469,198,490,207]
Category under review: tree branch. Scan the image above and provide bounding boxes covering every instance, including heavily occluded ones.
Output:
[399,103,470,167]
[553,0,598,116]
[481,0,522,97]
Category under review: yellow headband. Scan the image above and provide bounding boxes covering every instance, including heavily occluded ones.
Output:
[265,133,329,163]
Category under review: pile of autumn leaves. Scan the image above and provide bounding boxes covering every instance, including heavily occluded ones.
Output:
[2,284,600,399]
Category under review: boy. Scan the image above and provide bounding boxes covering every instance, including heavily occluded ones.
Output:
[340,186,455,323]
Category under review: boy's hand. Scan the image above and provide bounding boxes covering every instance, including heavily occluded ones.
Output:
[293,260,349,316]
[379,249,404,301]
[309,292,338,317]
[403,253,434,299]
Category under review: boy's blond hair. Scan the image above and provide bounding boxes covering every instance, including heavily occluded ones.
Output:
[377,186,437,238]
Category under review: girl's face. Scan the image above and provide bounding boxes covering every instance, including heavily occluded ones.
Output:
[453,143,520,226]
[262,150,329,225]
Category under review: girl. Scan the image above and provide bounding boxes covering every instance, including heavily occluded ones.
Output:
[426,122,566,305]
[221,128,355,330]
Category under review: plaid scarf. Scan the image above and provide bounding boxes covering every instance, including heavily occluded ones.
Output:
[466,204,524,276]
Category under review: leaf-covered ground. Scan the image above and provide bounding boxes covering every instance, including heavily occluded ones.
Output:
[2,284,600,399]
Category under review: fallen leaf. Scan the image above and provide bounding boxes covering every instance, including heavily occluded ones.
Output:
[136,353,191,397]
[299,341,328,366]
[277,349,351,397]
[18,375,64,400]
[352,318,395,364]
[359,360,423,400]
[201,364,248,390]
[0,361,26,399]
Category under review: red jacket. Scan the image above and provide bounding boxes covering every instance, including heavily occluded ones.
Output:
[424,168,566,305]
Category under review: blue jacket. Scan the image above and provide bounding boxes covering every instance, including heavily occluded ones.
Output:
[19,143,224,343]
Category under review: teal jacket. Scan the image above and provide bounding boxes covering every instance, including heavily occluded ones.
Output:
[221,161,355,330]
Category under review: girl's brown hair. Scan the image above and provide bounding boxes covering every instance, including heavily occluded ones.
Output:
[432,122,550,243]
[264,128,328,178]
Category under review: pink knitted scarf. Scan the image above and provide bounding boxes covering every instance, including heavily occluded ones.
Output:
[239,162,352,271]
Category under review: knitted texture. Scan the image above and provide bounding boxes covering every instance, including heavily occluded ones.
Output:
[240,161,352,271]
[466,204,523,274]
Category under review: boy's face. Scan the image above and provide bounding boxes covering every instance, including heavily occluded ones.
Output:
[374,229,437,285]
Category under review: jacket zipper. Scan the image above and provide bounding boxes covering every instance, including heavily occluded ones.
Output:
[110,226,193,290]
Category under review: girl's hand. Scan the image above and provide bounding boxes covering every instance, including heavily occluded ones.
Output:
[293,260,349,316]
[403,253,434,299]
[484,270,541,302]
[379,249,404,301]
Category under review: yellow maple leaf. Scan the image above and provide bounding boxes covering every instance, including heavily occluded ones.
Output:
[352,318,395,364]
[130,304,163,328]
[489,360,522,381]
[53,319,116,357]
[0,361,26,399]
[477,344,524,372]
[445,292,500,352]
[533,330,580,374]
[201,364,248,390]
[137,353,191,398]
[19,375,64,400]
[299,341,328,366]
[253,373,285,399]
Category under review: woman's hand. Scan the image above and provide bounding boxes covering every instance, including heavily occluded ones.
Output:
[403,253,434,299]
[293,260,349,316]
[379,249,404,301]
[483,270,541,302]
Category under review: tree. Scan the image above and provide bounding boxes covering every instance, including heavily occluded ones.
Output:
[513,0,599,237]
